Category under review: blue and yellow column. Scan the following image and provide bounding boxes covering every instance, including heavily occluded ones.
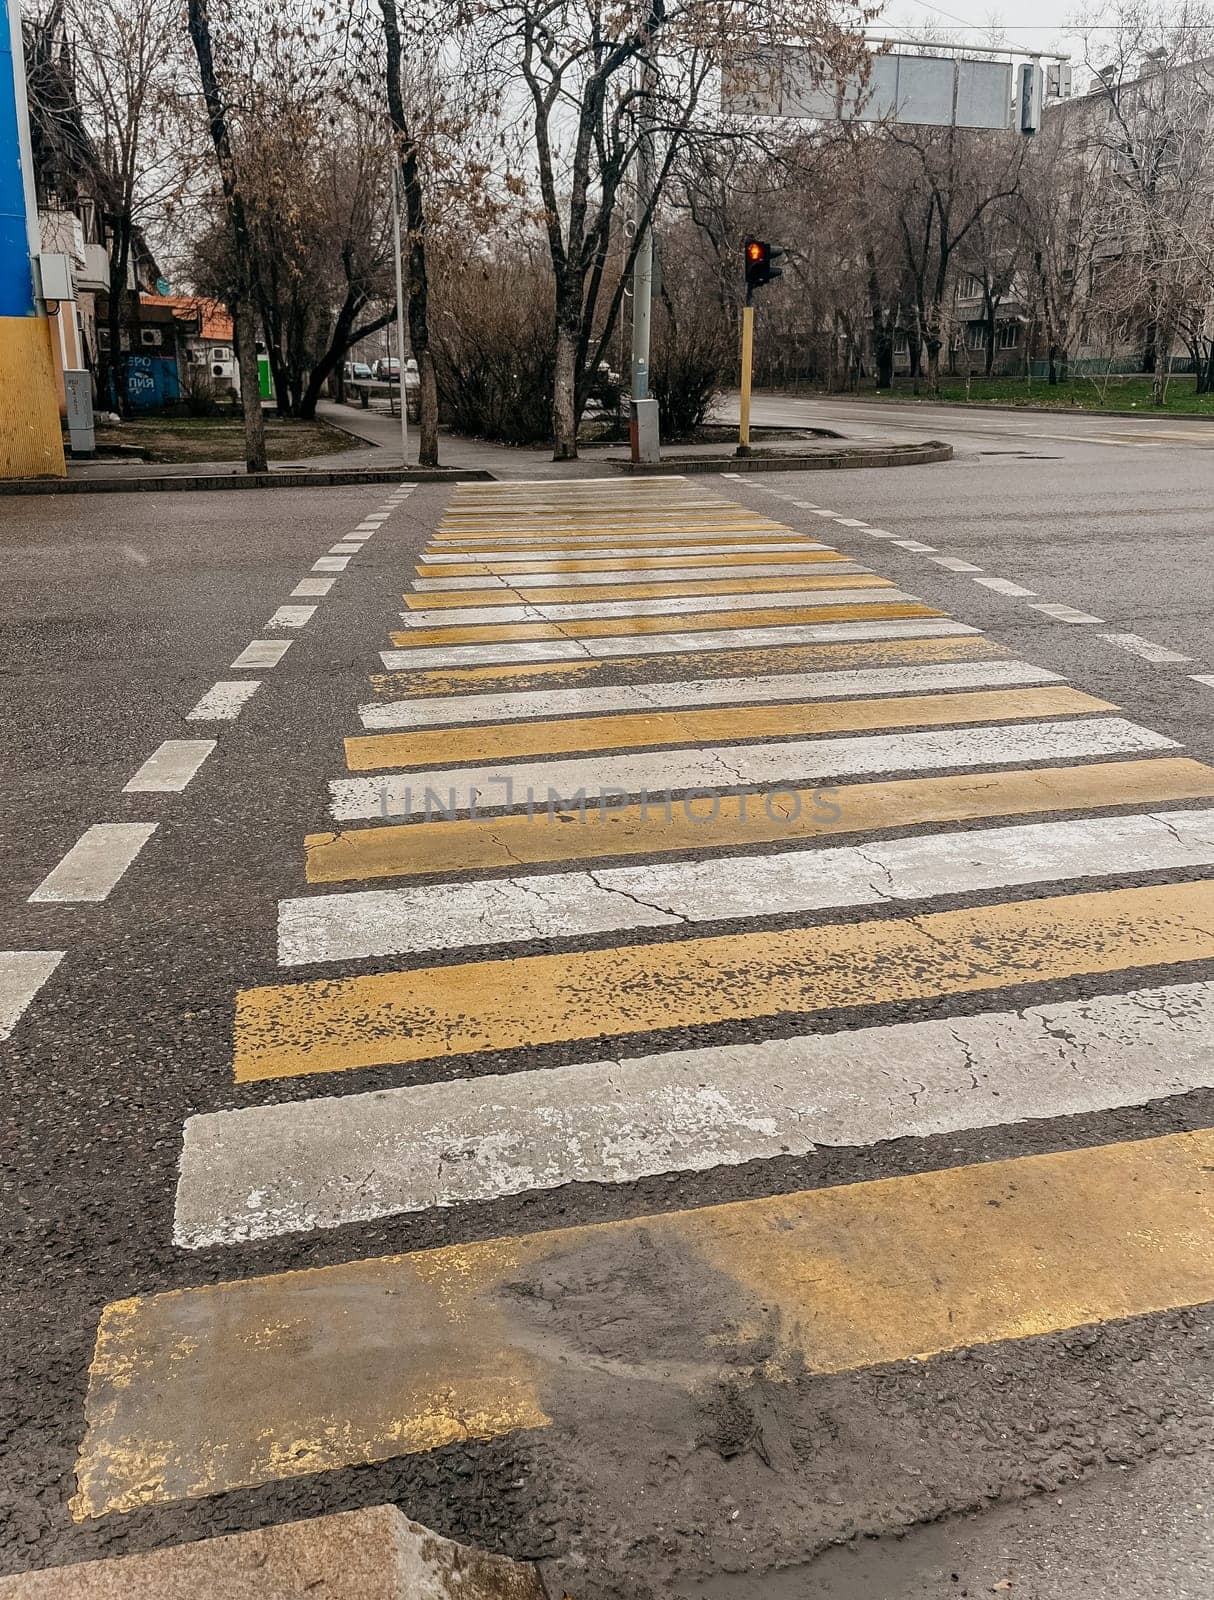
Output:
[0,0,65,478]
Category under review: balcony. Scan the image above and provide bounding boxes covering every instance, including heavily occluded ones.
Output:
[77,242,111,291]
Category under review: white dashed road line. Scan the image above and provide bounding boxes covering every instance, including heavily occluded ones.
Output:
[892,540,936,552]
[0,951,65,1041]
[329,543,362,555]
[973,577,1037,598]
[1099,633,1193,665]
[1030,603,1105,624]
[173,981,1214,1246]
[28,823,159,904]
[931,557,983,573]
[312,556,350,573]
[123,740,216,794]
[186,681,261,722]
[266,605,317,630]
[231,640,291,669]
[292,577,336,597]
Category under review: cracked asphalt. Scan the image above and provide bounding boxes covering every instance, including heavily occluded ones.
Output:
[1,429,1212,1596]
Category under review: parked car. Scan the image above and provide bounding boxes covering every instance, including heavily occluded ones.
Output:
[372,357,400,380]
[343,361,372,381]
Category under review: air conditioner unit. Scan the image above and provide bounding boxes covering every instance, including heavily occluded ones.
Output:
[140,327,162,347]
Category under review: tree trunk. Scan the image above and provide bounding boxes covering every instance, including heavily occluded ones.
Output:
[552,319,578,461]
[925,335,942,394]
[232,297,265,472]
[186,0,267,472]
[864,249,893,391]
[984,295,997,376]
[380,0,437,467]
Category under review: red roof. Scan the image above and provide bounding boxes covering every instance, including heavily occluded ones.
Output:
[140,293,233,342]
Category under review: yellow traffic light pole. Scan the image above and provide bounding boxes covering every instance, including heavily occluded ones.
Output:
[737,302,754,457]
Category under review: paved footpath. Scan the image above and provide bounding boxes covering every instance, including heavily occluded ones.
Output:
[2,476,1211,1596]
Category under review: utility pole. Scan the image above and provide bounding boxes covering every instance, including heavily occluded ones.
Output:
[390,163,409,464]
[629,49,659,465]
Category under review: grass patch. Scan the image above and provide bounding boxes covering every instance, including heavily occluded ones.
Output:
[92,414,363,463]
[858,375,1214,414]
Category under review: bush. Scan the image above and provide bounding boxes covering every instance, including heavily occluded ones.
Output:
[180,361,221,417]
[650,287,734,440]
[430,252,555,445]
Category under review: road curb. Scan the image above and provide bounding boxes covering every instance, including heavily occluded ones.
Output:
[774,391,1214,422]
[0,465,494,496]
[608,441,954,474]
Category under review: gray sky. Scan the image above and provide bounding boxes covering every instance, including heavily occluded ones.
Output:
[882,0,1084,64]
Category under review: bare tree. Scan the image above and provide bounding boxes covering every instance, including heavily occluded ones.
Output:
[468,0,868,459]
[185,0,267,471]
[1076,0,1214,401]
[25,0,188,412]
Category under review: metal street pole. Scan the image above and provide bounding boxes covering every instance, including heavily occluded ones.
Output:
[390,165,409,464]
[737,302,754,455]
[628,51,660,464]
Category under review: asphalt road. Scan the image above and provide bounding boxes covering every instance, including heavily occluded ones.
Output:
[0,435,1211,1597]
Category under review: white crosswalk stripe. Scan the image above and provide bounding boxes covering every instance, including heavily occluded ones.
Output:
[409,560,866,589]
[396,585,909,628]
[329,717,1176,822]
[279,809,1214,963]
[380,618,978,669]
[358,660,1062,730]
[174,981,1214,1246]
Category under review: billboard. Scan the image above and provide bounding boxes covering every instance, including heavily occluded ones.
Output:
[722,50,1015,132]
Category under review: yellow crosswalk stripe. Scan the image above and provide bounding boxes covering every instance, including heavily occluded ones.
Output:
[304,756,1214,883]
[232,880,1214,1082]
[342,686,1115,772]
[418,550,849,576]
[402,573,883,609]
[367,634,1012,699]
[73,1128,1214,1518]
[427,533,821,551]
[388,601,942,649]
[428,528,786,547]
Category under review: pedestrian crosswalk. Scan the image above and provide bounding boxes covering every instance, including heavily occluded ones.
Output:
[71,476,1214,1525]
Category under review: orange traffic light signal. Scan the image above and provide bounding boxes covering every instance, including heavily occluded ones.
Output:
[743,238,783,299]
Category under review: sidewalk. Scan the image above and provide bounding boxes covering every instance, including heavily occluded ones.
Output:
[3,396,949,493]
[317,399,950,477]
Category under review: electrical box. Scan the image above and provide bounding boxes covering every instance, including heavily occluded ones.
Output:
[63,369,95,456]
[1018,62,1043,134]
[38,252,76,303]
[1046,62,1073,100]
[629,397,660,465]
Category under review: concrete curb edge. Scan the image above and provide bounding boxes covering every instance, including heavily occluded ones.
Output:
[609,442,954,475]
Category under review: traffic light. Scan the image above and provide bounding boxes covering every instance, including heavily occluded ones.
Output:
[744,238,783,299]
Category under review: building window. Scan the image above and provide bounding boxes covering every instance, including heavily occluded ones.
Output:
[966,324,986,351]
[997,323,1020,350]
[893,331,909,354]
[957,273,982,299]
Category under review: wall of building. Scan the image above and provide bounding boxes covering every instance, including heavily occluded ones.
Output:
[0,0,65,476]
